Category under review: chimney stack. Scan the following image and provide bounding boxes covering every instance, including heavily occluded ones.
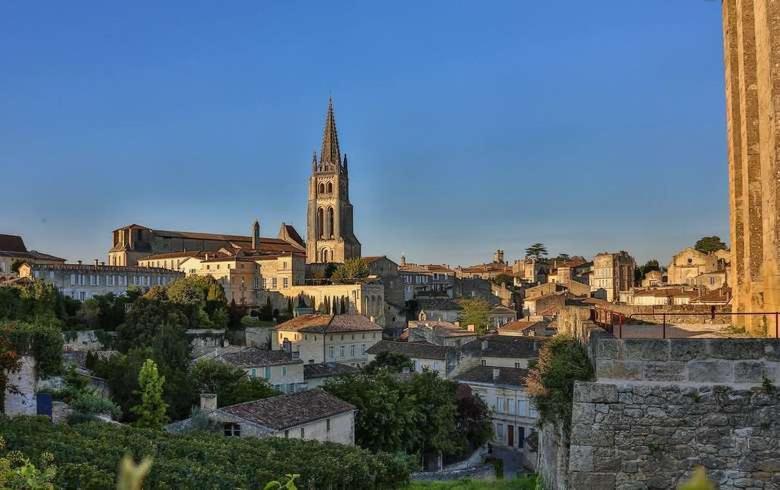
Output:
[77,260,82,265]
[400,255,406,266]
[200,393,217,412]
[94,259,99,267]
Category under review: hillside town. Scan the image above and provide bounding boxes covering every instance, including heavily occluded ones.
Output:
[4,2,780,490]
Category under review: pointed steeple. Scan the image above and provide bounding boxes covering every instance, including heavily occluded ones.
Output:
[342,153,348,174]
[312,151,318,172]
[319,97,341,168]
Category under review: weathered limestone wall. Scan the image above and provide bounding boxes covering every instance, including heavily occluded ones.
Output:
[3,355,36,416]
[538,422,570,490]
[567,338,780,489]
[723,0,780,334]
[594,338,780,384]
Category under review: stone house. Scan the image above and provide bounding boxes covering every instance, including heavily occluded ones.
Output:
[512,258,548,284]
[168,389,355,445]
[303,362,359,389]
[454,366,538,468]
[640,269,664,288]
[666,247,728,286]
[589,251,636,302]
[366,340,460,378]
[210,347,305,394]
[524,292,568,318]
[460,336,543,370]
[498,319,555,338]
[489,305,518,328]
[406,320,478,347]
[273,314,382,367]
[456,251,513,280]
[17,261,182,301]
[0,234,64,281]
[416,297,463,323]
[398,258,457,301]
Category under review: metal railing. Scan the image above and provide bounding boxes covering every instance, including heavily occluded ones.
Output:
[592,307,780,339]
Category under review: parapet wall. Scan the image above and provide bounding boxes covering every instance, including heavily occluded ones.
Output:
[593,338,780,385]
[565,337,780,489]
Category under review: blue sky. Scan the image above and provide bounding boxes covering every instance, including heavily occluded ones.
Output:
[0,1,727,267]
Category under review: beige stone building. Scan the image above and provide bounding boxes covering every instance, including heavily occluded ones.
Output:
[209,347,305,394]
[590,251,636,302]
[398,257,457,301]
[169,390,355,445]
[17,261,182,301]
[456,250,513,280]
[0,234,64,281]
[723,1,780,332]
[640,270,665,288]
[306,99,361,264]
[281,283,386,326]
[666,247,729,286]
[109,220,305,267]
[273,314,382,367]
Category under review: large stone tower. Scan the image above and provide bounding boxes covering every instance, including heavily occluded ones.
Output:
[306,98,361,264]
[723,0,780,334]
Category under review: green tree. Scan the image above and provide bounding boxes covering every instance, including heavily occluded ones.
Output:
[363,351,414,375]
[525,243,548,260]
[694,236,728,254]
[330,258,369,283]
[191,359,277,407]
[492,273,514,287]
[526,335,594,434]
[457,298,491,335]
[454,387,493,455]
[132,359,168,430]
[0,335,21,410]
[115,298,186,352]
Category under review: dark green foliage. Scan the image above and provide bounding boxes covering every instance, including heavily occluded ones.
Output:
[259,297,274,321]
[331,258,369,283]
[694,236,728,254]
[453,388,493,456]
[115,298,187,352]
[363,351,414,374]
[492,274,513,287]
[191,359,278,407]
[526,335,594,434]
[524,243,548,260]
[2,321,63,377]
[457,299,491,335]
[324,371,490,459]
[0,416,413,489]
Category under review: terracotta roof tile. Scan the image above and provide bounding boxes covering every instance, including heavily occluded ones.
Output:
[275,314,382,334]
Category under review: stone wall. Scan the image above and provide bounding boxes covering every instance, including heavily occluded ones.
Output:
[3,355,36,416]
[566,337,780,489]
[538,422,569,490]
[569,381,780,489]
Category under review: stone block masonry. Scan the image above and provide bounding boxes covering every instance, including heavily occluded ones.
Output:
[564,337,780,489]
[569,382,780,489]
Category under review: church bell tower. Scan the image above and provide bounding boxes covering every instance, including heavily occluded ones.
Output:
[306,98,361,264]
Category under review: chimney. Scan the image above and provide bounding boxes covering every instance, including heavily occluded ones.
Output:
[94,259,99,267]
[101,261,105,266]
[400,255,406,266]
[77,260,82,265]
[200,393,217,412]
[492,368,500,381]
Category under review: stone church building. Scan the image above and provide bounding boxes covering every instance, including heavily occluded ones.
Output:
[306,98,361,264]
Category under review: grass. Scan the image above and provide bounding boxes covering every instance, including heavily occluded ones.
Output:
[407,475,538,489]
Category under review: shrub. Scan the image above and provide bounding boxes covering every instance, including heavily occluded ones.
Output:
[0,416,412,489]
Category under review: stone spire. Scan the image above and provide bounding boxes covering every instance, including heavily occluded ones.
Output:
[319,97,341,167]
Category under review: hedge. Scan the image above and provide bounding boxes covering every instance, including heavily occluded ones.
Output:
[1,416,412,489]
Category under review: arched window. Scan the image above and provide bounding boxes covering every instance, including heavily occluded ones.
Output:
[327,207,335,238]
[321,249,329,263]
[327,182,333,194]
[319,183,325,194]
[317,208,324,239]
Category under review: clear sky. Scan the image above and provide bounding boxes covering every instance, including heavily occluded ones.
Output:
[0,1,727,267]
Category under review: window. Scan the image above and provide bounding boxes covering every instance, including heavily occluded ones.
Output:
[350,345,355,357]
[329,346,335,359]
[481,360,486,367]
[70,274,76,286]
[282,366,287,377]
[514,362,521,368]
[508,399,515,415]
[264,367,271,379]
[284,430,289,438]
[283,278,289,288]
[339,345,345,358]
[272,278,277,289]
[361,344,366,355]
[300,427,305,439]
[496,423,505,441]
[224,423,241,437]
[518,399,528,416]
[326,418,331,432]
[250,368,256,377]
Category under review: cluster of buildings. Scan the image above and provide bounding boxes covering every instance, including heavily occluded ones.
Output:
[0,97,736,473]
